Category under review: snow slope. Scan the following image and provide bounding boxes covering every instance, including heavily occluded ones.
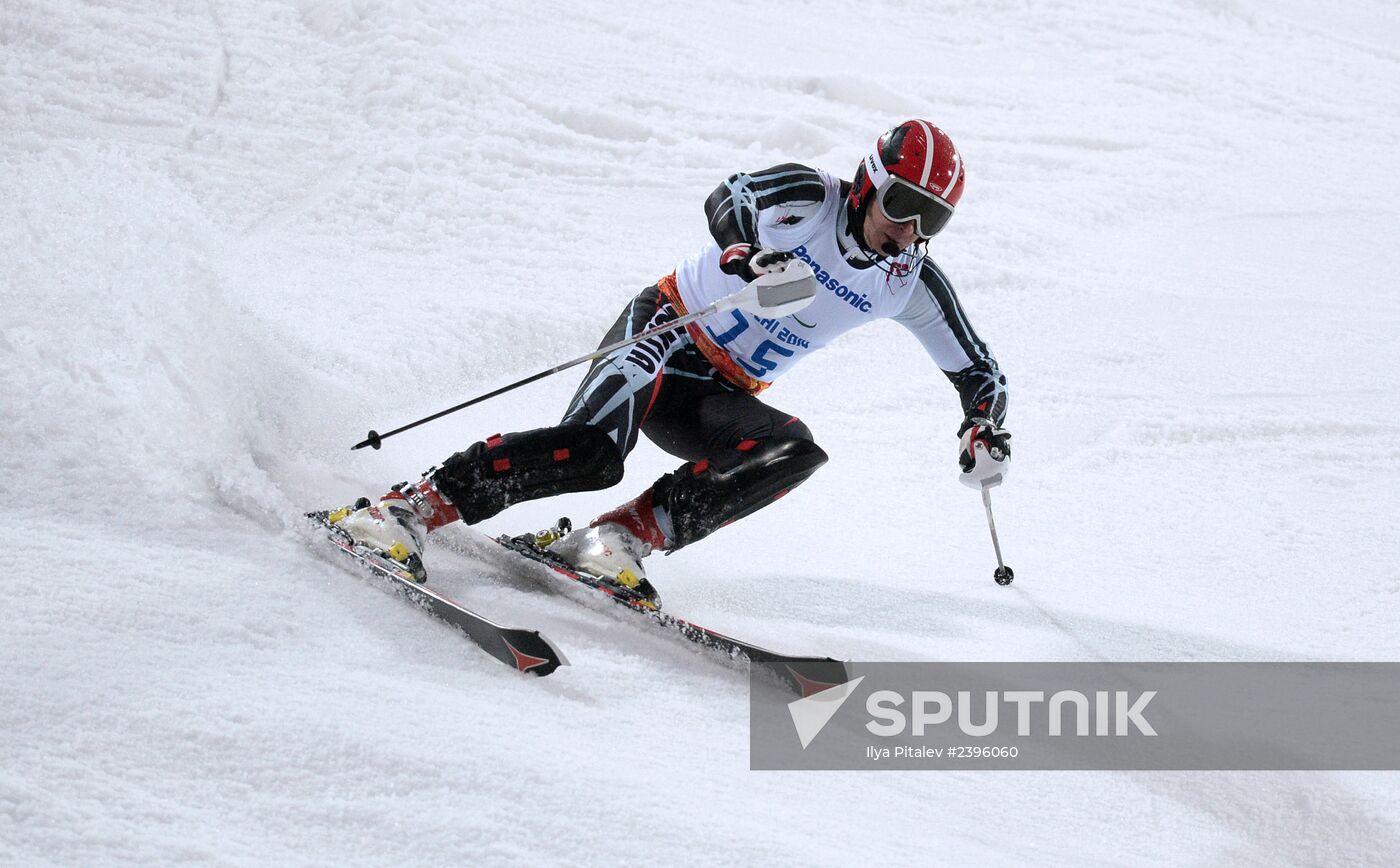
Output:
[3,0,1399,864]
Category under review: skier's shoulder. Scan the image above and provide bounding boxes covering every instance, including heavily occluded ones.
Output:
[886,255,957,320]
[743,162,835,208]
[748,161,824,182]
[915,255,958,300]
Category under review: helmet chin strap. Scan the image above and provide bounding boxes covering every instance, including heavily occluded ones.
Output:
[844,198,878,259]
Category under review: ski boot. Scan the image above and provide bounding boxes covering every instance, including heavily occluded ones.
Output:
[322,497,428,582]
[534,520,658,607]
[538,488,668,605]
[322,477,461,584]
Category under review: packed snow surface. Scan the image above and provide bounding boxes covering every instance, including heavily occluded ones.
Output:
[3,0,1399,864]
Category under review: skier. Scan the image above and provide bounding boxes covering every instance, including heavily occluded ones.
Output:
[327,119,1011,589]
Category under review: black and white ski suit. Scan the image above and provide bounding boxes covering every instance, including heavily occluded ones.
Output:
[431,163,1008,549]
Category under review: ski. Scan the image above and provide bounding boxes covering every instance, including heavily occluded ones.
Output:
[307,511,566,676]
[492,530,847,696]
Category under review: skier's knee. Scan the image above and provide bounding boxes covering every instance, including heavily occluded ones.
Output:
[656,437,827,550]
[433,424,624,524]
[774,415,814,443]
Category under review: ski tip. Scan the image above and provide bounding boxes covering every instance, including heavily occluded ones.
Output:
[780,660,852,698]
[541,635,570,670]
[501,631,569,676]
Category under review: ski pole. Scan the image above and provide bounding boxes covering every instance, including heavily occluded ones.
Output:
[351,263,819,451]
[981,486,1014,585]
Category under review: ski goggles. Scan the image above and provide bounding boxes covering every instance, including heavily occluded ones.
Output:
[876,176,955,239]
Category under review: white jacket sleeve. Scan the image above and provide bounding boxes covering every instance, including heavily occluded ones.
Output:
[891,259,1008,425]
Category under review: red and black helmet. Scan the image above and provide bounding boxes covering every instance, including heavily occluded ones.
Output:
[849,120,966,239]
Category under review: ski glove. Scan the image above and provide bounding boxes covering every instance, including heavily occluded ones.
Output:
[718,244,795,282]
[958,417,1011,489]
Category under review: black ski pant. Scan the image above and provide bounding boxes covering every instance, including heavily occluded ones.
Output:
[431,282,827,548]
[560,284,814,461]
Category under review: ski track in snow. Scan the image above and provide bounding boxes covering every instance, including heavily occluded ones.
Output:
[3,0,1400,864]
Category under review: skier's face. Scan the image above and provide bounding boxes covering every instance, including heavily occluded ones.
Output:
[863,203,921,257]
